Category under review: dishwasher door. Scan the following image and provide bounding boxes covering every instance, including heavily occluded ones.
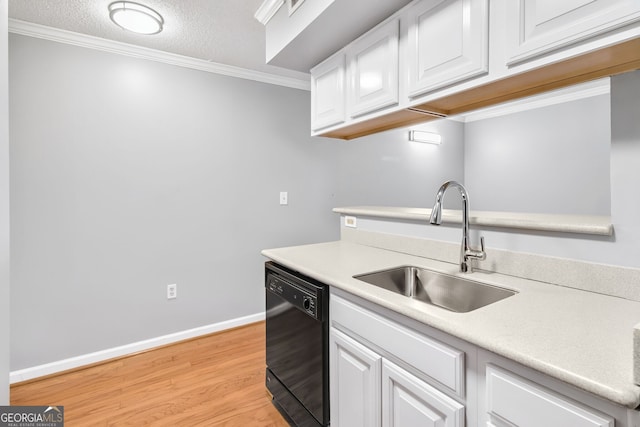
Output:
[265,262,329,427]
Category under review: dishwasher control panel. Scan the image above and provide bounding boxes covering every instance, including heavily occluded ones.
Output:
[267,275,317,317]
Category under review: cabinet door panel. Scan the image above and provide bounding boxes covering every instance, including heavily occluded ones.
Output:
[330,328,382,427]
[382,359,464,427]
[311,53,345,130]
[506,0,640,65]
[406,0,489,98]
[332,294,465,396]
[486,364,614,427]
[348,19,399,117]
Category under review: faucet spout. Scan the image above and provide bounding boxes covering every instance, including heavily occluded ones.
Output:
[429,198,443,224]
[429,180,486,273]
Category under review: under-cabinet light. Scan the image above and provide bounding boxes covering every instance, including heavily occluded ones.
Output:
[409,130,442,145]
[109,2,164,35]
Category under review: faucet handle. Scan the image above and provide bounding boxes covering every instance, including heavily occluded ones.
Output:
[466,236,486,261]
[477,236,486,260]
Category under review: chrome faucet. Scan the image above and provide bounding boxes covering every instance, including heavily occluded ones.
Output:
[429,180,486,273]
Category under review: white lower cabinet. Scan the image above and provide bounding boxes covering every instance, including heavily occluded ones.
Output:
[477,350,635,427]
[330,289,639,427]
[330,291,469,426]
[485,364,614,427]
[383,359,464,427]
[330,328,382,427]
[330,327,464,427]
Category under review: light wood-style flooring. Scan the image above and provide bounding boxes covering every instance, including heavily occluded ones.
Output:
[11,321,289,426]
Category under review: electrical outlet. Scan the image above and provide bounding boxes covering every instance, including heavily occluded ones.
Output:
[167,284,177,299]
[280,191,288,205]
[345,216,357,228]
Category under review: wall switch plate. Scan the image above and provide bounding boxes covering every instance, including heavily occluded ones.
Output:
[167,284,177,299]
[345,216,357,228]
[279,191,288,205]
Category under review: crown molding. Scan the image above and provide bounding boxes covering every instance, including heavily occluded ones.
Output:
[8,19,310,91]
[254,0,284,25]
[457,77,610,123]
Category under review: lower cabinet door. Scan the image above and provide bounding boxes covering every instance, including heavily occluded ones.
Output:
[330,328,382,427]
[382,359,465,427]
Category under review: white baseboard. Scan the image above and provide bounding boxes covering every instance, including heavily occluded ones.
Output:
[10,312,265,384]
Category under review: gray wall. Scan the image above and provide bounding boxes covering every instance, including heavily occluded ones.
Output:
[0,0,9,404]
[334,90,611,216]
[9,34,343,370]
[9,34,464,372]
[465,94,611,215]
[335,120,465,208]
[9,31,635,376]
[375,72,640,269]
[609,71,640,267]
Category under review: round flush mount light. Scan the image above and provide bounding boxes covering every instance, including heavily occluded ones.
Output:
[108,2,164,35]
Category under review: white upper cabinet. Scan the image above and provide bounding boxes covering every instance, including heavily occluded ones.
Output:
[308,0,640,138]
[347,19,400,118]
[406,0,489,98]
[259,0,412,72]
[506,0,640,65]
[310,53,346,131]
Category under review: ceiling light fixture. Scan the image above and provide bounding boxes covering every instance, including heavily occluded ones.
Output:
[108,2,164,35]
[409,130,442,145]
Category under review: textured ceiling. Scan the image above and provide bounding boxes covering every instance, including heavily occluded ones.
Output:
[8,0,310,83]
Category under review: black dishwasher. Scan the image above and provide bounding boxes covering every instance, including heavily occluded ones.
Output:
[265,261,329,427]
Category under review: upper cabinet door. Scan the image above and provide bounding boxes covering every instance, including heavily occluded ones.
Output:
[406,0,489,99]
[506,0,640,65]
[347,19,400,118]
[311,53,346,131]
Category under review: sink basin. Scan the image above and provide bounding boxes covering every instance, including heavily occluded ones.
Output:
[353,266,517,313]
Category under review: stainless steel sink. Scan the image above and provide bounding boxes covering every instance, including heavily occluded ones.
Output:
[353,266,517,313]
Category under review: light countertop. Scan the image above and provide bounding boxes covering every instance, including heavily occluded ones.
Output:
[262,240,640,409]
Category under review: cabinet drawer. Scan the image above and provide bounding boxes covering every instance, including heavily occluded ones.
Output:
[331,294,464,396]
[486,364,614,427]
